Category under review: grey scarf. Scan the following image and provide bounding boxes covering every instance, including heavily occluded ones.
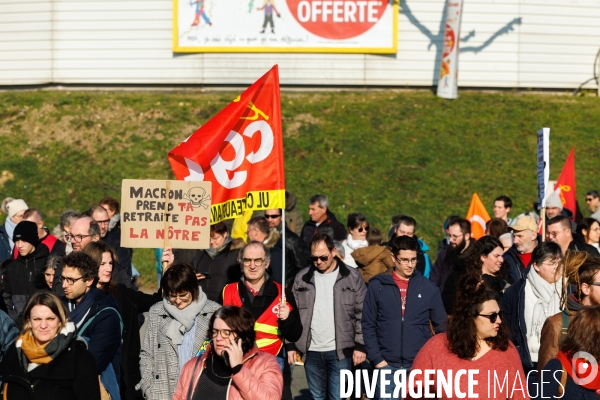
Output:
[162,288,208,345]
[526,267,562,348]
[206,235,232,258]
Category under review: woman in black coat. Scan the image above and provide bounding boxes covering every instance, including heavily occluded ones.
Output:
[0,291,100,400]
[442,236,513,314]
[83,242,162,400]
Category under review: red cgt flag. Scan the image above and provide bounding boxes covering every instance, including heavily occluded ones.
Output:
[168,65,285,223]
[554,148,576,221]
[466,193,491,240]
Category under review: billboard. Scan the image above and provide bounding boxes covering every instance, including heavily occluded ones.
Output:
[173,0,398,53]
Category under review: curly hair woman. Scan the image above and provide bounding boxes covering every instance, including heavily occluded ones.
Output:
[410,275,527,399]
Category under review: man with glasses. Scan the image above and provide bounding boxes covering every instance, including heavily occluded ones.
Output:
[547,215,599,256]
[90,205,133,281]
[362,235,447,399]
[585,190,600,221]
[59,251,122,394]
[289,233,366,400]
[390,215,432,279]
[430,217,472,293]
[265,208,309,286]
[501,242,564,373]
[504,215,539,282]
[220,241,302,400]
[246,216,285,285]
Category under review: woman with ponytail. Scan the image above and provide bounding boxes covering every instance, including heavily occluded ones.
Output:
[0,291,99,400]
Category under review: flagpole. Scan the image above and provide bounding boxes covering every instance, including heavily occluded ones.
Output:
[541,208,546,242]
[281,209,286,303]
[162,181,171,271]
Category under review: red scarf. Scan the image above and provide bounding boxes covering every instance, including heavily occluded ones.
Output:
[556,350,600,391]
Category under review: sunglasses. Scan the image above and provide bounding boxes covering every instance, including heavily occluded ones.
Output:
[478,311,504,323]
[310,254,331,263]
[265,214,281,219]
[357,226,369,233]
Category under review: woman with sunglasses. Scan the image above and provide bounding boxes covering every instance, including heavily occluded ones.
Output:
[410,275,527,399]
[442,236,513,315]
[137,263,221,400]
[341,213,369,269]
[173,306,283,400]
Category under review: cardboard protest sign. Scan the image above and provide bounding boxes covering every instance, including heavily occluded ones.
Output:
[120,179,211,249]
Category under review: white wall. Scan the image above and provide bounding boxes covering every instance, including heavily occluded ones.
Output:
[1,0,599,89]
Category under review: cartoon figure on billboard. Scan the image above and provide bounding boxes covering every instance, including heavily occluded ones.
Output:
[191,0,212,26]
[257,0,280,34]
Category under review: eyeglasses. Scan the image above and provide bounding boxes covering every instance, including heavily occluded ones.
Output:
[310,254,331,263]
[478,311,504,323]
[540,261,560,269]
[586,198,594,202]
[168,293,192,302]
[65,234,92,243]
[588,282,600,287]
[241,258,265,267]
[394,256,418,266]
[449,233,464,240]
[59,275,84,286]
[212,329,233,338]
[547,229,567,238]
[265,214,281,219]
[95,219,110,225]
[210,234,224,242]
[358,226,369,233]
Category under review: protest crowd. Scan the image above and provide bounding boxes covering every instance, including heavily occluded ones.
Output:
[1,189,600,400]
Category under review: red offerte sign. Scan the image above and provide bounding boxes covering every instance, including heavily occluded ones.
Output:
[168,66,285,223]
[286,0,388,39]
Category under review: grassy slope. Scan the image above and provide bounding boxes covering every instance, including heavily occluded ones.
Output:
[1,90,598,288]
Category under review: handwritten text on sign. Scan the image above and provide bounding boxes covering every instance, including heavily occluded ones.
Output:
[121,179,211,249]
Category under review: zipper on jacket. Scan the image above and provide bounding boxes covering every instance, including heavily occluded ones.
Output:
[399,277,409,368]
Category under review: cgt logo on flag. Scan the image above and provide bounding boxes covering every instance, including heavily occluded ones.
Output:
[168,66,285,224]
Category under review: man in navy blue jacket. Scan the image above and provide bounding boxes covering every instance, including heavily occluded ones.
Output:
[362,235,447,399]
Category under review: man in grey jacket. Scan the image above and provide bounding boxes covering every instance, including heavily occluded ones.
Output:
[289,233,367,400]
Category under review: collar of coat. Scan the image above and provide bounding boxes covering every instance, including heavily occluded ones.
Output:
[301,258,349,284]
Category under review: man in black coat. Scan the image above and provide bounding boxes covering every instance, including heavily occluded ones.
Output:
[2,221,49,327]
[300,194,346,248]
[547,215,600,257]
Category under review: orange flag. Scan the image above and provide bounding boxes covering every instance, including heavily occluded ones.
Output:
[168,66,285,223]
[466,193,491,240]
[554,148,576,221]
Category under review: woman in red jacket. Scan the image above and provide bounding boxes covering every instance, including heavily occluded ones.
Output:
[173,306,283,400]
[410,274,528,399]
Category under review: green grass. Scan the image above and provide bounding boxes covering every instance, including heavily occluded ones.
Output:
[1,90,599,289]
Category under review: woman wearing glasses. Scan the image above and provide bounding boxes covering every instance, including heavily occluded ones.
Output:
[341,213,369,269]
[173,306,283,400]
[441,236,513,315]
[137,263,221,400]
[410,275,527,399]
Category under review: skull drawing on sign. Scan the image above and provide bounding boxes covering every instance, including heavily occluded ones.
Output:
[185,187,211,209]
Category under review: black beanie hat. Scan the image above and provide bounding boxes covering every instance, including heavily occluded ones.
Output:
[13,221,39,247]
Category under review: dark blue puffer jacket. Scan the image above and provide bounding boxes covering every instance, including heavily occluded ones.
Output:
[362,269,447,368]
